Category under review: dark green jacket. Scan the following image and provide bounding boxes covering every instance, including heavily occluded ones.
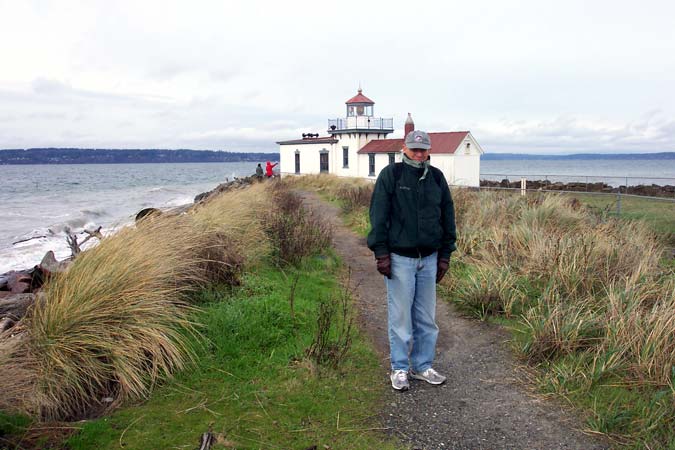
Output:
[367,163,457,260]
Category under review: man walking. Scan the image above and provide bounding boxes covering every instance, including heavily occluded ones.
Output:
[367,130,457,391]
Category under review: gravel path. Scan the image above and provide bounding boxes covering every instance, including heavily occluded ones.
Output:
[300,191,609,450]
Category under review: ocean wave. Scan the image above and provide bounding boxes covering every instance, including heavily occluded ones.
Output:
[80,208,108,218]
[148,186,180,193]
[163,196,193,207]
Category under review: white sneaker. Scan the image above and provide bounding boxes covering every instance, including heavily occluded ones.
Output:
[390,369,410,391]
[409,367,447,385]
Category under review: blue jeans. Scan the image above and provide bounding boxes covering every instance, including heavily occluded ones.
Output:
[385,252,439,372]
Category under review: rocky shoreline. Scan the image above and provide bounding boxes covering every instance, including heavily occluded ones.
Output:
[480,178,675,198]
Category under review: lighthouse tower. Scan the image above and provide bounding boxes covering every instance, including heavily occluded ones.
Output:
[327,88,394,177]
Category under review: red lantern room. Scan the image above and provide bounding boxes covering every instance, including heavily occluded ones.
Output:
[345,88,375,117]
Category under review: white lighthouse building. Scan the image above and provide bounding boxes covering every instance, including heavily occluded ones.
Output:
[276,89,484,186]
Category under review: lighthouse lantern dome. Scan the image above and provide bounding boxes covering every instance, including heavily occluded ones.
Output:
[345,88,375,117]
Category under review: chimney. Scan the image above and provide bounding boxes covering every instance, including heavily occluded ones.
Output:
[404,113,415,137]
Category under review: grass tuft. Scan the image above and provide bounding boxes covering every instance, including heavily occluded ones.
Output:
[1,216,207,421]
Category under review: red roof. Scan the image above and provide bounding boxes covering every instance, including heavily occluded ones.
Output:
[346,89,374,104]
[358,132,469,154]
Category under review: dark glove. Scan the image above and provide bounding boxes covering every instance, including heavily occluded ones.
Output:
[436,257,450,284]
[376,254,392,279]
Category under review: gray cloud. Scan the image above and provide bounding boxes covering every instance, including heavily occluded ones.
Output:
[475,113,675,153]
[1,1,674,153]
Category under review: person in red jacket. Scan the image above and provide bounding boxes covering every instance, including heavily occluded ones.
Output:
[265,161,278,178]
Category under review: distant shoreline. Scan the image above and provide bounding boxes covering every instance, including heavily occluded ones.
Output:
[482,152,675,161]
[0,148,279,165]
[1,148,673,164]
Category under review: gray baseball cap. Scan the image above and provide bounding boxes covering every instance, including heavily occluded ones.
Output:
[404,130,431,150]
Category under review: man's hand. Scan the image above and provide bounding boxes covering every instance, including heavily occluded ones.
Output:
[376,254,392,279]
[436,257,450,284]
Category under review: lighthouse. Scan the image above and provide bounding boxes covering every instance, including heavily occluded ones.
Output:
[327,88,394,177]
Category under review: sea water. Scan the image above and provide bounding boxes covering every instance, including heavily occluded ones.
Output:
[2,159,674,274]
[480,159,675,186]
[0,162,255,273]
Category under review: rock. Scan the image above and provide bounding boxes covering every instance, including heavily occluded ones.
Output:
[135,207,162,223]
[7,271,32,294]
[39,251,70,277]
[0,293,36,321]
[0,316,15,332]
[193,176,257,204]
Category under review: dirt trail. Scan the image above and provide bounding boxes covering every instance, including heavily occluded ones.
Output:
[300,191,609,450]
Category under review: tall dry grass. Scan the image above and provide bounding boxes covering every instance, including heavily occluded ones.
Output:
[282,174,373,211]
[453,189,675,388]
[0,217,206,421]
[190,182,271,266]
[0,183,277,421]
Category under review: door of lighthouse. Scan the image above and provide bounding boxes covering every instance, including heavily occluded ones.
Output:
[320,152,329,173]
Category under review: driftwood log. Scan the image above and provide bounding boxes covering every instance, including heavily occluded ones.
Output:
[65,226,102,257]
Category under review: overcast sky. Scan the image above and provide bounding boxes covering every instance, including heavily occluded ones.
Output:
[1,0,674,154]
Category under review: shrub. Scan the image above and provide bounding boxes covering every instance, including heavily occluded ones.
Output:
[335,184,373,213]
[306,287,354,371]
[262,185,332,265]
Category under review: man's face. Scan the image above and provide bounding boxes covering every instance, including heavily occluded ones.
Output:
[403,145,430,162]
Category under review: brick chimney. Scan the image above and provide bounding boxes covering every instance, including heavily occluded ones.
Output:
[404,113,415,137]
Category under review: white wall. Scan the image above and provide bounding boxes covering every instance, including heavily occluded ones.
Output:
[453,154,481,186]
[279,142,335,177]
[356,152,401,179]
[452,133,483,187]
[430,154,455,185]
[332,132,390,178]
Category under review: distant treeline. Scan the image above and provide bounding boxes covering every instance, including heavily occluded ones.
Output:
[0,148,279,165]
[483,152,675,160]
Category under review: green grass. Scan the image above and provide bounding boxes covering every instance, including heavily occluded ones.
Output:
[63,257,398,450]
[563,192,675,244]
[531,355,675,449]
[2,256,398,450]
[0,413,31,442]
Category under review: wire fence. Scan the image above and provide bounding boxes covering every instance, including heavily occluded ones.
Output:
[481,173,675,197]
[476,173,675,219]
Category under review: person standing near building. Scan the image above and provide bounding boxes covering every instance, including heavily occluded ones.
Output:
[265,161,278,178]
[367,130,457,391]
